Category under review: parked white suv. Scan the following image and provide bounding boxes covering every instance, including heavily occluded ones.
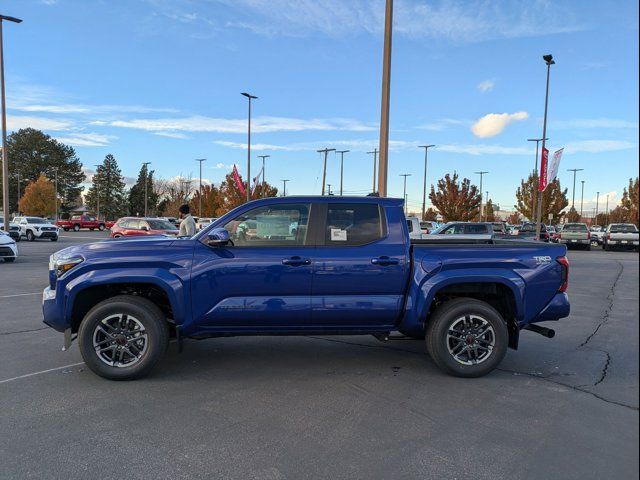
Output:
[14,216,59,242]
[0,230,18,262]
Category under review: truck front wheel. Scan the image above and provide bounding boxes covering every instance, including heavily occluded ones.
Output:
[426,298,508,378]
[78,295,169,380]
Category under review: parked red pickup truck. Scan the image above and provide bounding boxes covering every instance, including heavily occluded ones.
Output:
[56,215,109,232]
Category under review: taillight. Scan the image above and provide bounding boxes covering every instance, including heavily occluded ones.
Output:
[587,232,591,239]
[557,256,569,292]
[608,233,612,240]
[558,233,562,239]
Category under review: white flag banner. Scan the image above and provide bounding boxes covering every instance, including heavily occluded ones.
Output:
[545,148,564,190]
[251,166,264,194]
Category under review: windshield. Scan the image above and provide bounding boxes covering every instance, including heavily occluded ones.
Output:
[26,217,47,224]
[610,224,638,233]
[146,220,177,230]
[563,224,588,232]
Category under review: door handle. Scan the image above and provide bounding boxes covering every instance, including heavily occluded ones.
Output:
[371,256,399,266]
[282,256,311,266]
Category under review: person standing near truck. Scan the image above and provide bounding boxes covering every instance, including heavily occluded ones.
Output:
[178,204,196,237]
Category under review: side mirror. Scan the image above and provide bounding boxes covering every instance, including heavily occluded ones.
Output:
[140,226,149,231]
[207,228,231,247]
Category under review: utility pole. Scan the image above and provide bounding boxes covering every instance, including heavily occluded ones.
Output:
[94,164,101,219]
[528,137,547,220]
[595,191,600,223]
[142,162,151,217]
[195,159,206,216]
[377,0,393,197]
[281,179,289,196]
[400,173,411,215]
[580,180,585,219]
[317,148,335,196]
[0,14,22,233]
[418,145,435,220]
[475,171,488,221]
[257,155,270,198]
[535,54,555,241]
[367,149,378,194]
[241,92,257,203]
[336,150,349,196]
[567,168,583,209]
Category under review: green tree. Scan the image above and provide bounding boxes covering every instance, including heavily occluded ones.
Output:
[428,173,481,222]
[3,128,85,213]
[128,164,158,216]
[515,173,569,224]
[85,154,128,220]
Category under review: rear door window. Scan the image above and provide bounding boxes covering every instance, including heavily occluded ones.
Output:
[464,224,488,234]
[325,203,384,246]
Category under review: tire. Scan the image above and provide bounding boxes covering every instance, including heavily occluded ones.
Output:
[426,298,508,378]
[73,224,80,232]
[4,257,16,263]
[15,236,20,243]
[26,230,35,242]
[604,244,611,251]
[113,234,122,238]
[78,295,169,380]
[99,224,105,231]
[50,237,58,242]
[64,227,69,232]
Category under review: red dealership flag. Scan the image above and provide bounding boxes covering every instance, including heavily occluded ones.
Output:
[539,147,549,192]
[232,165,246,195]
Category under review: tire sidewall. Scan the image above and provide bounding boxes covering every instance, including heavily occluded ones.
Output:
[427,299,508,378]
[78,297,168,380]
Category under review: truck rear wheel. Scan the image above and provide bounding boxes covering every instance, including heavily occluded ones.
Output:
[78,295,169,380]
[426,298,508,378]
[73,224,80,232]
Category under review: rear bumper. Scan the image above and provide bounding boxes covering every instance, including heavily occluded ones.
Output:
[560,239,589,245]
[531,292,570,323]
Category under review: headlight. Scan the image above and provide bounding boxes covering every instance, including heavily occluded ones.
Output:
[34,226,40,231]
[49,253,84,278]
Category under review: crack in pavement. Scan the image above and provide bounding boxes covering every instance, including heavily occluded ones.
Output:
[0,327,48,336]
[594,350,611,386]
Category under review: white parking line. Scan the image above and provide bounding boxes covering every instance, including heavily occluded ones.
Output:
[0,362,85,385]
[0,292,41,299]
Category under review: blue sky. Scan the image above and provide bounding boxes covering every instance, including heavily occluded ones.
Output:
[4,0,639,214]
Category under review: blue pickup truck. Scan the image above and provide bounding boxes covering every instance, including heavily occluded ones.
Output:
[43,196,570,380]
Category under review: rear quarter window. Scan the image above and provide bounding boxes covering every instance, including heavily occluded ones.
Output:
[325,203,384,246]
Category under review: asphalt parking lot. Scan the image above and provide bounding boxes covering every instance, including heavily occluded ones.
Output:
[1,232,638,480]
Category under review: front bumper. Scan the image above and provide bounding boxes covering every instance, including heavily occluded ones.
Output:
[37,231,59,239]
[42,286,68,332]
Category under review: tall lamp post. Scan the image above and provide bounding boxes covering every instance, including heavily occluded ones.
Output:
[595,191,600,223]
[280,179,289,197]
[0,14,22,233]
[418,145,435,220]
[527,137,547,220]
[567,168,583,209]
[475,171,488,221]
[142,162,151,217]
[195,158,206,216]
[257,155,270,198]
[336,150,349,196]
[377,0,393,197]
[535,54,555,241]
[241,92,257,203]
[367,148,378,194]
[94,164,101,219]
[400,173,411,214]
[580,180,585,219]
[317,148,335,196]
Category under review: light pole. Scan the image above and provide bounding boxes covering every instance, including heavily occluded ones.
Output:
[535,54,555,241]
[336,150,349,196]
[377,0,393,197]
[142,162,151,217]
[400,173,411,215]
[475,171,488,221]
[528,137,547,220]
[418,145,435,220]
[580,180,585,219]
[281,179,289,196]
[605,194,609,225]
[241,92,257,203]
[595,191,600,223]
[257,155,270,198]
[195,158,206,216]
[317,148,335,196]
[0,14,22,233]
[94,164,101,219]
[367,148,378,194]
[567,168,583,209]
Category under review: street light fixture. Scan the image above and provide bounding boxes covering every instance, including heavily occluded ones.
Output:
[418,145,435,220]
[475,171,489,221]
[195,158,206,216]
[336,150,349,196]
[241,92,258,203]
[1,14,23,234]
[400,173,411,214]
[535,54,555,241]
[280,179,289,197]
[367,149,378,194]
[142,162,151,217]
[257,155,270,198]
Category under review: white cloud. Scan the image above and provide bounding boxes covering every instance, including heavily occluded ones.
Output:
[112,115,375,134]
[153,131,191,139]
[564,140,636,154]
[13,103,178,115]
[7,115,73,131]
[477,80,494,93]
[552,118,640,130]
[471,111,529,138]
[55,132,115,147]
